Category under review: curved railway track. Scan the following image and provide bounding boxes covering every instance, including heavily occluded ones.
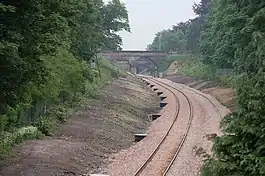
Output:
[133,77,193,176]
[151,78,224,175]
[165,80,223,118]
[133,76,225,176]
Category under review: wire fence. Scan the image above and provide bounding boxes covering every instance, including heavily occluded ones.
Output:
[19,103,47,125]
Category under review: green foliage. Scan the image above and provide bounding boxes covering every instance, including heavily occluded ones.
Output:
[0,0,130,113]
[40,48,87,103]
[0,0,129,160]
[0,126,43,160]
[101,0,131,50]
[147,0,212,54]
[179,58,215,80]
[35,116,55,136]
[216,75,239,88]
[156,55,190,72]
[200,0,265,175]
[188,0,212,53]
[147,28,189,53]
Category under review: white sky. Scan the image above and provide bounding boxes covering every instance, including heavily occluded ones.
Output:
[105,0,199,50]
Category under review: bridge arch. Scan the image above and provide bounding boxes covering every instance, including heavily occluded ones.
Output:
[134,57,157,74]
[134,56,157,67]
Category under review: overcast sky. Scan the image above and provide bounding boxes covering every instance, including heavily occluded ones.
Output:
[106,0,199,50]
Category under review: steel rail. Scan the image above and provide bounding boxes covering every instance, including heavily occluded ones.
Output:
[133,77,193,176]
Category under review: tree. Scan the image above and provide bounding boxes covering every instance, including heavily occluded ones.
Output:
[0,0,130,118]
[147,0,212,54]
[101,0,130,50]
[201,1,265,175]
[147,29,188,53]
[188,0,212,53]
[0,1,71,113]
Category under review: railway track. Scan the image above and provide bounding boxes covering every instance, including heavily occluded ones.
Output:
[162,79,223,118]
[133,76,194,176]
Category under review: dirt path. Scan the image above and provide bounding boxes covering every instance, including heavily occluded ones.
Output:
[0,76,159,176]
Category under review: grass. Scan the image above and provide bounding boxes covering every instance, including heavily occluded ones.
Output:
[176,57,238,87]
[179,58,216,80]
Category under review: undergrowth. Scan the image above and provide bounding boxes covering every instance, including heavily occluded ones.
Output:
[0,126,43,161]
[179,57,215,80]
[178,57,237,87]
[156,55,190,72]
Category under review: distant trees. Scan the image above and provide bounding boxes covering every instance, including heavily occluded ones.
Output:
[147,0,212,54]
[147,29,187,52]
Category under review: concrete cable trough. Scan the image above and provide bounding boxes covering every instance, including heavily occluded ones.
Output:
[160,96,167,101]
[153,88,158,91]
[149,114,161,121]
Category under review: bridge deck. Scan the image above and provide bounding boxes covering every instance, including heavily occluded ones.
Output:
[100,51,168,57]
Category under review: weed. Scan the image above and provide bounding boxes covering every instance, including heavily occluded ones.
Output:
[0,126,43,161]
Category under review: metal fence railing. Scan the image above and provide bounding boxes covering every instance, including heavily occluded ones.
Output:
[19,103,47,125]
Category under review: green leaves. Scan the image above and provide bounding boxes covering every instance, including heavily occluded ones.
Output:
[101,0,130,50]
[200,1,265,175]
[0,0,129,132]
[147,0,212,54]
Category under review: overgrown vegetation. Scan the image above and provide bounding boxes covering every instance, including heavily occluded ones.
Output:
[148,0,265,175]
[0,0,129,160]
[156,55,190,72]
[200,1,265,175]
[179,58,215,80]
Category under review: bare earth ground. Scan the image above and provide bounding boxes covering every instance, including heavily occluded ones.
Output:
[0,75,159,176]
[165,75,236,112]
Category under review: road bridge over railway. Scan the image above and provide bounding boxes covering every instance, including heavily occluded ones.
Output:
[100,51,169,74]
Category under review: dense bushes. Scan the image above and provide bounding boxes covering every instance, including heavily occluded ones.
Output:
[178,58,215,80]
[200,1,265,175]
[0,126,42,161]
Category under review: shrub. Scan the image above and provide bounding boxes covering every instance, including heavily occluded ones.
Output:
[35,116,55,136]
[0,126,42,160]
[179,58,215,80]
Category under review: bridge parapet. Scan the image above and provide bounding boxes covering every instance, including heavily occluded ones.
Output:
[100,50,168,57]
